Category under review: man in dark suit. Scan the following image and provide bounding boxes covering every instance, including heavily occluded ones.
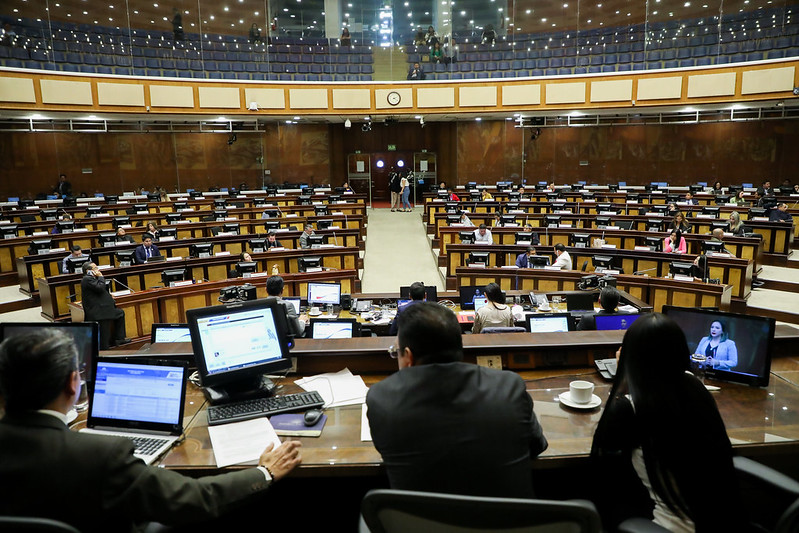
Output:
[80,262,130,349]
[0,329,302,533]
[576,286,622,331]
[55,173,71,197]
[407,62,426,80]
[134,234,160,264]
[769,202,793,222]
[756,180,774,197]
[366,302,548,498]
[515,246,540,268]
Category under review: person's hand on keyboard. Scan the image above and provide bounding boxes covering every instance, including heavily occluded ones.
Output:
[259,440,302,481]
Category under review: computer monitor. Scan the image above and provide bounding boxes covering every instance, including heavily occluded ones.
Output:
[662,306,775,387]
[592,255,614,271]
[56,220,75,233]
[116,250,135,267]
[105,195,119,205]
[150,323,192,343]
[497,183,510,192]
[283,298,301,315]
[328,194,342,203]
[97,233,118,248]
[18,199,34,207]
[570,234,590,248]
[666,194,680,203]
[113,216,130,229]
[643,236,663,251]
[190,243,214,258]
[86,206,103,217]
[468,251,490,267]
[28,239,53,255]
[264,220,281,232]
[304,187,315,196]
[164,213,182,225]
[689,184,703,193]
[566,292,595,312]
[310,318,359,339]
[437,191,449,200]
[307,234,327,247]
[0,322,98,382]
[314,205,329,216]
[399,285,438,302]
[445,214,461,225]
[62,197,77,207]
[249,238,266,253]
[298,195,312,205]
[710,221,729,232]
[187,298,292,398]
[236,261,257,277]
[161,268,188,287]
[626,193,639,202]
[66,255,92,274]
[316,219,334,230]
[147,193,161,203]
[500,214,518,226]
[189,190,203,198]
[582,192,595,200]
[702,240,726,254]
[748,207,767,218]
[646,219,665,232]
[651,205,668,214]
[504,202,522,213]
[607,184,619,192]
[515,232,535,245]
[459,285,486,310]
[159,227,177,240]
[459,231,475,244]
[266,186,278,195]
[715,195,732,204]
[445,202,460,214]
[222,223,240,235]
[213,198,227,208]
[526,313,573,332]
[544,215,561,228]
[213,209,228,221]
[615,220,634,230]
[0,225,18,240]
[702,206,720,217]
[595,216,611,229]
[528,255,550,268]
[296,256,321,273]
[262,209,281,219]
[728,185,743,195]
[41,208,59,221]
[469,190,482,200]
[508,191,521,201]
[670,261,695,277]
[594,314,641,331]
[252,197,267,207]
[546,192,559,201]
[307,282,341,306]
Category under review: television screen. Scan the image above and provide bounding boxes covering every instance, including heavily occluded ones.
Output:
[307,282,341,305]
[459,285,485,310]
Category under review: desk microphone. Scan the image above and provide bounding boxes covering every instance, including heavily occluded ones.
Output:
[633,266,658,276]
[109,278,136,293]
[332,231,339,246]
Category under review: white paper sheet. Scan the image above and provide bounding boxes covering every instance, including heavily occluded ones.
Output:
[295,368,369,408]
[361,403,372,442]
[207,417,281,468]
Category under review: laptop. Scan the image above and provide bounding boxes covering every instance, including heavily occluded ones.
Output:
[150,323,191,343]
[309,318,359,339]
[283,298,301,315]
[81,358,188,465]
[473,296,489,312]
[566,293,595,312]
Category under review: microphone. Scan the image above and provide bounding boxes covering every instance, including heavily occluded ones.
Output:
[332,231,339,246]
[108,278,136,293]
[633,266,658,276]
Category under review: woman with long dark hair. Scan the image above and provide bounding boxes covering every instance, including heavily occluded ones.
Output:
[591,313,743,532]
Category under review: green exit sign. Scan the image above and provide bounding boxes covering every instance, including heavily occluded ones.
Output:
[387,144,397,151]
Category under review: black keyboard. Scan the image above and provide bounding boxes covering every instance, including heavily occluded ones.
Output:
[131,436,170,456]
[206,390,325,426]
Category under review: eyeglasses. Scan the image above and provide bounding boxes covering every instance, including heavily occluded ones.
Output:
[387,345,399,359]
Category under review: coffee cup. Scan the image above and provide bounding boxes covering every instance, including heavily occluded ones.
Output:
[569,380,595,404]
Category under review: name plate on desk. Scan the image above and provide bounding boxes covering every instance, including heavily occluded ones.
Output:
[674,274,694,282]
[555,210,572,214]
[708,252,732,258]
[120,224,132,228]
[634,246,651,251]
[244,272,270,278]
[602,269,621,275]
[217,232,235,237]
[317,244,336,248]
[335,201,348,204]
[313,202,324,206]
[600,244,617,249]
[558,223,572,228]
[32,231,49,237]
[170,280,194,287]
[332,212,345,216]
[544,266,562,271]
[268,246,285,251]
[136,210,149,215]
[224,217,238,221]
[695,214,714,219]
[110,289,131,297]
[97,265,112,270]
[599,211,617,216]
[509,210,525,214]
[306,267,323,273]
[286,214,299,217]
[0,220,10,224]
[582,200,596,203]
[343,191,354,195]
[432,198,444,202]
[626,200,637,204]
[752,217,770,221]
[159,236,175,242]
[25,206,39,210]
[166,256,183,262]
[178,209,194,213]
[468,262,486,268]
[214,251,231,256]
[91,213,110,218]
[73,228,89,232]
[646,212,664,217]
[501,265,519,269]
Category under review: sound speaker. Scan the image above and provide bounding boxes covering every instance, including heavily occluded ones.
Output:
[340,294,352,310]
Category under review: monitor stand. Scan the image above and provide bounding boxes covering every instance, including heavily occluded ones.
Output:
[202,374,276,405]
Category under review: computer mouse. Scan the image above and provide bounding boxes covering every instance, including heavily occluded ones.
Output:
[303,409,324,426]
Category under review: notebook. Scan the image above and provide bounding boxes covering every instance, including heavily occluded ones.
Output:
[81,358,188,465]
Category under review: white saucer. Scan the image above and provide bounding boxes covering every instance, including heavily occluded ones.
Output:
[308,308,322,316]
[558,391,602,410]
[538,306,552,312]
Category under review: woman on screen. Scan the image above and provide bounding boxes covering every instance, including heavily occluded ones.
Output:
[694,320,738,370]
[472,283,514,334]
[591,313,743,532]
[663,229,687,254]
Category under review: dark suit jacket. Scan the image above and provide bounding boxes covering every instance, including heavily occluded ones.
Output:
[0,412,270,533]
[134,243,160,264]
[81,273,119,321]
[366,362,548,498]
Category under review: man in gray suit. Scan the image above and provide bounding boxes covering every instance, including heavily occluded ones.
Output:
[0,329,302,532]
[366,302,548,498]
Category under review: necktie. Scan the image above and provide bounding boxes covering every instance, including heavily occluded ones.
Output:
[146,247,151,259]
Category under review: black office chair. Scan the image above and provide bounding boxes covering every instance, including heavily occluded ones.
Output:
[481,327,527,334]
[360,489,602,533]
[0,516,80,533]
[733,456,799,533]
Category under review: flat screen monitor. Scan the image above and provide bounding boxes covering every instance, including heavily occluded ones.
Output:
[105,195,119,205]
[566,292,595,312]
[56,220,75,233]
[62,197,77,207]
[150,323,192,343]
[86,206,103,217]
[213,198,227,208]
[615,220,635,230]
[162,268,188,287]
[159,227,177,239]
[689,184,703,193]
[307,282,341,305]
[252,198,267,207]
[500,215,518,226]
[595,314,641,331]
[702,207,720,217]
[644,236,663,251]
[570,234,590,248]
[670,261,695,277]
[28,239,53,255]
[646,219,665,232]
[41,208,59,221]
[592,255,614,271]
[173,202,188,211]
[508,192,521,201]
[399,285,438,302]
[528,255,550,268]
[595,216,611,229]
[249,238,266,253]
[190,243,213,258]
[437,191,449,200]
[715,195,732,204]
[298,195,312,205]
[666,194,680,203]
[113,217,130,229]
[446,214,461,225]
[515,232,535,245]
[304,188,315,196]
[165,213,182,224]
[116,250,135,267]
[544,215,561,228]
[469,191,482,200]
[98,233,117,247]
[18,199,34,207]
[314,206,329,216]
[1,225,18,239]
[66,255,92,274]
[748,208,767,218]
[147,193,161,203]
[316,219,334,230]
[307,234,326,247]
[236,261,257,277]
[526,313,573,333]
[186,299,292,391]
[651,205,668,214]
[222,223,240,235]
[262,209,280,219]
[264,220,281,232]
[298,256,323,272]
[459,231,475,244]
[445,202,459,213]
[662,306,775,387]
[189,191,203,198]
[310,318,359,340]
[0,322,98,382]
[328,194,342,203]
[459,285,485,310]
[702,240,725,254]
[468,251,490,267]
[728,185,743,195]
[213,209,228,221]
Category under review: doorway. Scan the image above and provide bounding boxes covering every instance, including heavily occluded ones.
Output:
[371,152,413,202]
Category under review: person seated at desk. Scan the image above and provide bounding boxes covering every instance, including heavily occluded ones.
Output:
[731,190,748,207]
[709,228,732,255]
[694,318,738,370]
[480,189,493,201]
[590,313,742,532]
[576,286,621,331]
[668,212,691,234]
[666,202,679,217]
[144,222,160,241]
[472,283,514,334]
[115,227,134,243]
[769,202,793,223]
[265,230,283,249]
[663,229,686,254]
[457,212,473,226]
[683,192,698,205]
[473,223,493,244]
[0,329,302,533]
[515,246,541,268]
[80,262,131,348]
[61,245,85,274]
[266,275,305,338]
[299,224,315,249]
[757,179,774,197]
[728,211,746,236]
[388,281,426,336]
[366,302,547,498]
[134,235,161,264]
[50,213,73,235]
[552,243,572,270]
[228,252,254,278]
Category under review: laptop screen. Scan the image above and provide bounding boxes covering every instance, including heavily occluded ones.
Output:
[527,314,572,332]
[311,319,356,339]
[151,324,191,343]
[567,293,595,312]
[595,314,641,331]
[283,298,301,315]
[473,297,489,312]
[90,360,185,426]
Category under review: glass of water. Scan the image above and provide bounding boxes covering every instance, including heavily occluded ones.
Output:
[690,353,707,384]
[552,295,562,310]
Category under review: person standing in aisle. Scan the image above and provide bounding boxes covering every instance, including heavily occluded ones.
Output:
[400,173,412,212]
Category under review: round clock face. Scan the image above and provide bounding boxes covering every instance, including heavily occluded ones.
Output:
[387,91,401,106]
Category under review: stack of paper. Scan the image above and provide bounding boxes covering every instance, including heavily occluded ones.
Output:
[295,368,368,408]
